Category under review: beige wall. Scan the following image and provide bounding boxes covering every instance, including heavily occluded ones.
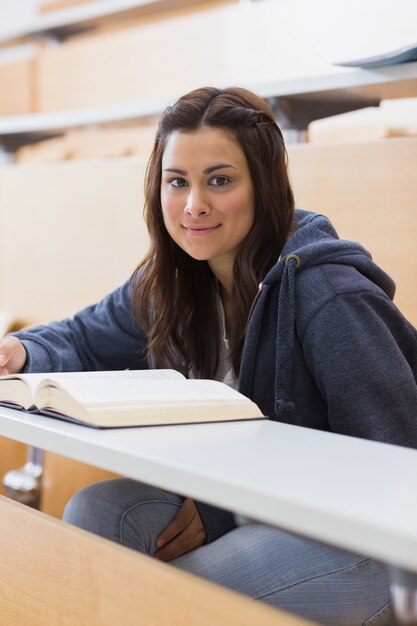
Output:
[288,137,417,327]
[0,156,150,322]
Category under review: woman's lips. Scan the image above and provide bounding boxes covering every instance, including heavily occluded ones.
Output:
[182,225,221,236]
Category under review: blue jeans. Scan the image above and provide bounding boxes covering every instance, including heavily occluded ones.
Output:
[62,478,392,626]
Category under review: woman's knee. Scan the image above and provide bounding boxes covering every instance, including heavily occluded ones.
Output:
[63,478,184,553]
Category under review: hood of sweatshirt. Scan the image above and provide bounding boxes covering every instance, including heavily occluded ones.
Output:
[264,209,395,295]
[239,209,396,418]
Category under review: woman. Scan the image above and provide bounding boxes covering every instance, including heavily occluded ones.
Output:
[1,86,416,625]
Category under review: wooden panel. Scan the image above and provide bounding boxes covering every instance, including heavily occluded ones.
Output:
[14,125,157,163]
[0,496,315,626]
[36,5,236,111]
[0,58,35,115]
[39,0,91,11]
[40,452,119,518]
[0,156,150,321]
[39,0,232,19]
[0,437,27,497]
[287,137,417,326]
[307,101,417,143]
[90,0,236,35]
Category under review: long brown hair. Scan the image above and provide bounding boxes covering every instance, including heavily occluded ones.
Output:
[131,86,295,378]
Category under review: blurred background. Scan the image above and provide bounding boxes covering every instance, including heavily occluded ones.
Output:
[0,0,416,516]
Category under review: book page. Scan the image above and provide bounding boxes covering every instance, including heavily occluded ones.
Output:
[0,372,49,398]
[40,379,248,407]
[0,370,184,409]
[1,370,184,386]
[53,370,186,382]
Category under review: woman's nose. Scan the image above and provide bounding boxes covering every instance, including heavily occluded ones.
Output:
[184,190,210,216]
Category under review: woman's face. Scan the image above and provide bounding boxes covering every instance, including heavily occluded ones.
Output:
[160,126,255,286]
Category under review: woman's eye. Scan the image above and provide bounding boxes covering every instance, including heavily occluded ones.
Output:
[209,176,230,187]
[169,177,187,188]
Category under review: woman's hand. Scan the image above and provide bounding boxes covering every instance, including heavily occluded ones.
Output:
[0,336,27,375]
[153,497,207,561]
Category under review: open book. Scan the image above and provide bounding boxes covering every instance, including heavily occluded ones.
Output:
[0,369,264,428]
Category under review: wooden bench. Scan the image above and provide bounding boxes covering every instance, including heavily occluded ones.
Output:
[0,495,315,626]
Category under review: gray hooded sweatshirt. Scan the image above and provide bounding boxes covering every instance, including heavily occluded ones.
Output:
[15,210,417,541]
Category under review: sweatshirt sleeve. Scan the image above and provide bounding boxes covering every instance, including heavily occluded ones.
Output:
[13,281,148,373]
[14,283,236,540]
[302,289,417,448]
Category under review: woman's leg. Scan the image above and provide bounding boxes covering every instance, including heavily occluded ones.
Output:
[63,478,392,626]
[174,524,392,626]
[63,477,184,553]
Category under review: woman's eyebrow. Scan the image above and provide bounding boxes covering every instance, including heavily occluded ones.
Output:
[163,167,187,175]
[163,164,237,175]
[203,164,236,174]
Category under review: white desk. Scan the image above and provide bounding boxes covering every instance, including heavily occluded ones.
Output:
[1,406,417,576]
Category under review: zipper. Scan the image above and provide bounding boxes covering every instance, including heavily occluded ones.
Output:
[241,282,263,359]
